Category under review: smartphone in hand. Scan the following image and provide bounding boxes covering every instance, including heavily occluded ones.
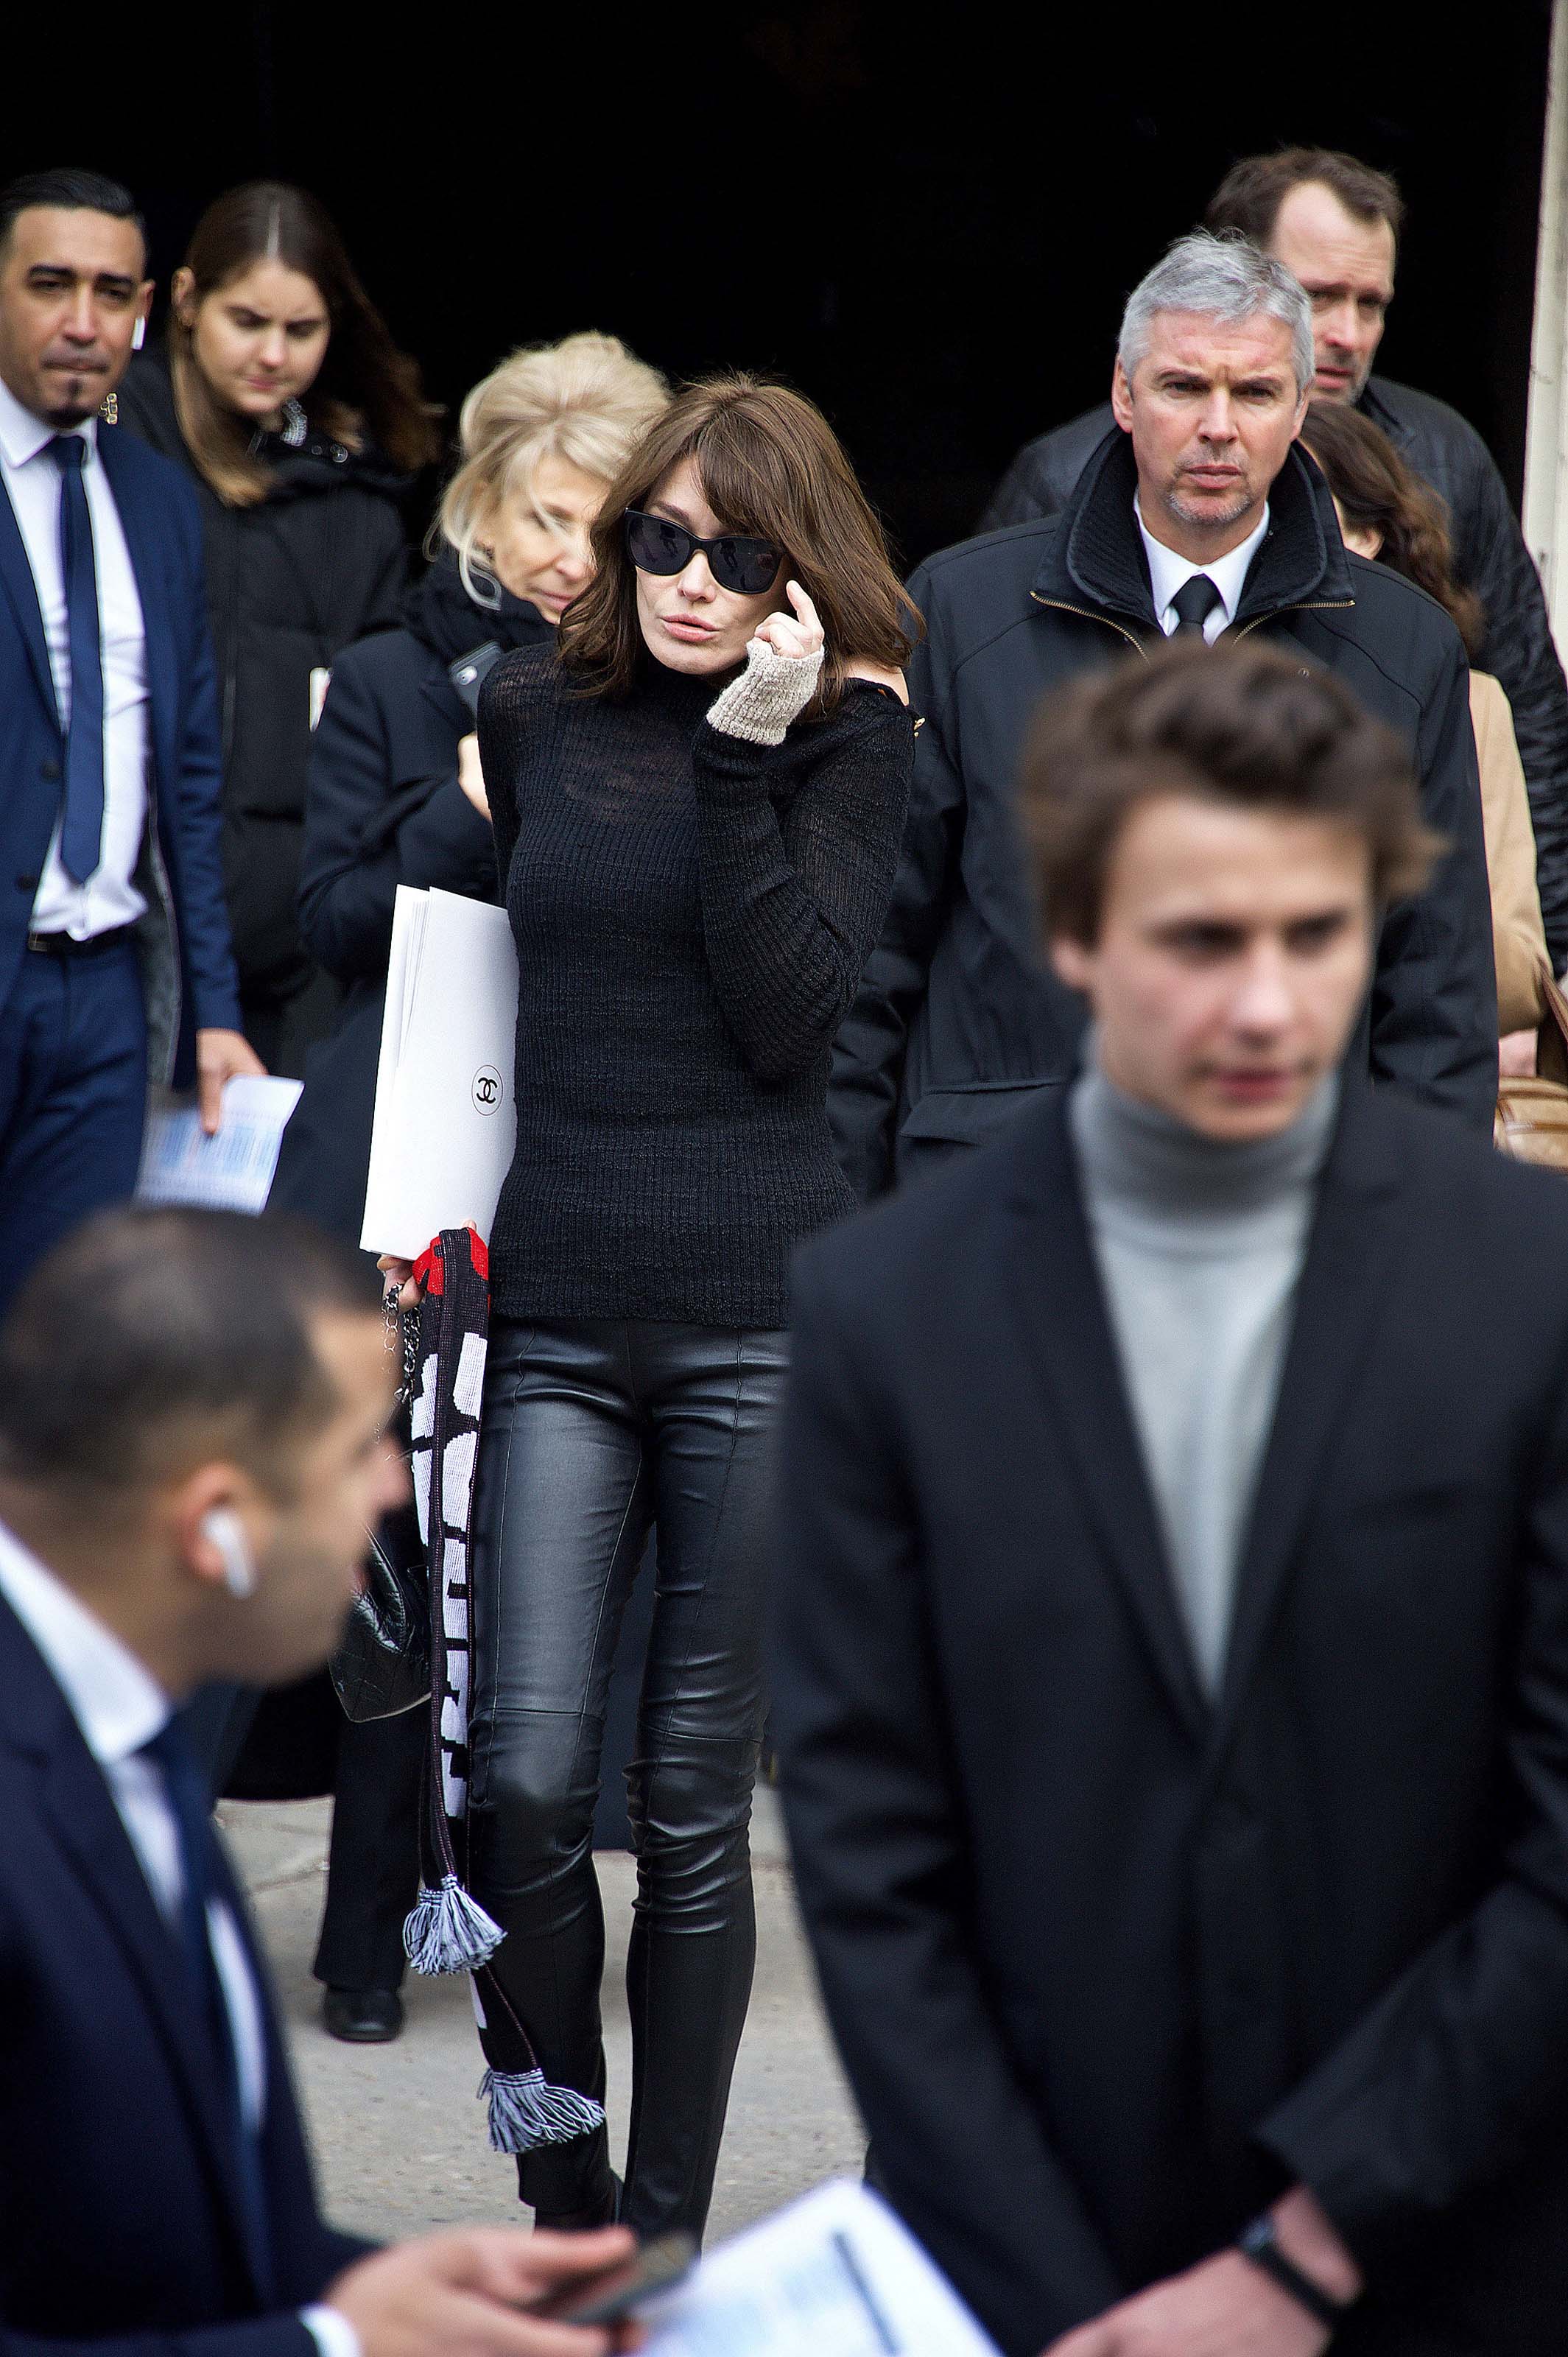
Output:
[532,2233,697,2326]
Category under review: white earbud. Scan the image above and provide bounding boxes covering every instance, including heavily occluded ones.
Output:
[201,1507,258,1601]
[132,314,146,351]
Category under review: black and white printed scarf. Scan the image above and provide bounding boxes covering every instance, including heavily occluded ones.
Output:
[400,1226,605,2153]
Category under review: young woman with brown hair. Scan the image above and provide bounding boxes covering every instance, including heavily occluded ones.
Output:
[384,375,915,2238]
[116,183,440,1072]
[1301,399,1550,1070]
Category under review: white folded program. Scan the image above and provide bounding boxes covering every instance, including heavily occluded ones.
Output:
[637,2178,1000,2357]
[359,886,520,1260]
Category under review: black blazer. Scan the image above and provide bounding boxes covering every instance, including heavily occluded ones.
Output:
[773,1084,1568,2357]
[0,1597,368,2353]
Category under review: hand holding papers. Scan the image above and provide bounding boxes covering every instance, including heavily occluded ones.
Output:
[634,2181,999,2357]
[137,1077,303,1214]
[360,887,520,1260]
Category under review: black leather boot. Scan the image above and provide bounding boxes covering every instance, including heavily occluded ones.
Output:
[322,1987,404,2043]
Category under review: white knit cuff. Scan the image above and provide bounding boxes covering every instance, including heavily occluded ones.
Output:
[706,639,824,746]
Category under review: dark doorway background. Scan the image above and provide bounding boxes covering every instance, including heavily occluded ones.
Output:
[4,4,1553,569]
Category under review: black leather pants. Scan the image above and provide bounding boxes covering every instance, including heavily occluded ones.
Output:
[466,1318,787,2240]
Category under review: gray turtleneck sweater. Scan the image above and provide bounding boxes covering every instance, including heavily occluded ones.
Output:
[1069,1056,1338,1696]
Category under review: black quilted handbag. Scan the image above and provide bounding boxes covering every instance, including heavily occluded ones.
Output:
[329,1517,432,1724]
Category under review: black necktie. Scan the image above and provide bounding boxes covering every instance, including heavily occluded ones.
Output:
[47,437,106,883]
[1170,573,1223,640]
[140,1716,273,2294]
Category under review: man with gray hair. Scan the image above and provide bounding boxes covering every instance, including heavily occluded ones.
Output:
[982,148,1568,975]
[830,231,1497,1197]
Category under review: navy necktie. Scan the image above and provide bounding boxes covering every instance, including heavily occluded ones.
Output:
[140,1716,273,2294]
[1170,572,1223,639]
[48,436,106,884]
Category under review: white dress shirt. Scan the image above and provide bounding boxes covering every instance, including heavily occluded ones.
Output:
[0,372,150,938]
[1136,495,1271,645]
[0,1519,359,2357]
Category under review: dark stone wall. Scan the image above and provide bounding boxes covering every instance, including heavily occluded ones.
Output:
[3,4,1553,566]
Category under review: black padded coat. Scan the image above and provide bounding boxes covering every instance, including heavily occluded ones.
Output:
[116,348,409,1044]
[832,432,1497,1198]
[982,379,1568,970]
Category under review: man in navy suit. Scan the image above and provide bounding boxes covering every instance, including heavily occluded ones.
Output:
[0,168,263,1282]
[0,1202,635,2357]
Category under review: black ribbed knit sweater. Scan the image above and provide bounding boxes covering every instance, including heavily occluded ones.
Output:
[476,644,913,1327]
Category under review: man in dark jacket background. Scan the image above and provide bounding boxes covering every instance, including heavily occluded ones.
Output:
[831,232,1497,1198]
[981,146,1568,970]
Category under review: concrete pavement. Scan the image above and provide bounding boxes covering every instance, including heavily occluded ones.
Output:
[223,1785,865,2245]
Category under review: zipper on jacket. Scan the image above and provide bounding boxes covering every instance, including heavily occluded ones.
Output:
[1030,590,1355,653]
[145,804,184,1087]
[221,526,241,767]
[1231,600,1354,640]
[1029,592,1147,657]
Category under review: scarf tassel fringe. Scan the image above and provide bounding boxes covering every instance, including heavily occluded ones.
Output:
[403,1875,504,1975]
[479,2067,607,2153]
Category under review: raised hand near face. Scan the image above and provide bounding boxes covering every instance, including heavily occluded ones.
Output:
[750,579,825,664]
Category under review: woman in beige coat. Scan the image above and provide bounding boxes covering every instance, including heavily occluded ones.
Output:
[1302,401,1549,1072]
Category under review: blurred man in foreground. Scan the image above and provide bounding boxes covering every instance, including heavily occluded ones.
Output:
[982,145,1568,970]
[779,641,1568,2356]
[0,1204,632,2357]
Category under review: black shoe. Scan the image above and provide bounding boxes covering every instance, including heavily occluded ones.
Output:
[323,1986,404,2043]
[532,2172,622,2233]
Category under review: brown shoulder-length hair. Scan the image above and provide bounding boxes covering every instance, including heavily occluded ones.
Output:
[1299,399,1485,657]
[168,181,441,507]
[558,373,921,712]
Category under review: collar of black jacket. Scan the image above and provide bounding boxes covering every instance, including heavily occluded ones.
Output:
[1032,426,1356,632]
[119,343,409,502]
[402,549,555,667]
[1358,378,1413,452]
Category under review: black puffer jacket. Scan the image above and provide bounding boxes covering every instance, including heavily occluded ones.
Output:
[831,431,1497,1198]
[270,558,551,1246]
[981,380,1568,971]
[116,348,409,1044]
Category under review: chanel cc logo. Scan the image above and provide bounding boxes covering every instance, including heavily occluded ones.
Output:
[471,1066,502,1114]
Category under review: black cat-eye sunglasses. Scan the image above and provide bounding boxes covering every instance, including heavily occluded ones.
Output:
[624,508,784,597]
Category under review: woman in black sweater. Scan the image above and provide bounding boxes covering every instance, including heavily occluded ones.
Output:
[387,377,915,2235]
[266,333,667,2045]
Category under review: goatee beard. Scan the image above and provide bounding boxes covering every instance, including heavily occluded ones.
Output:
[41,372,97,429]
[1169,484,1255,533]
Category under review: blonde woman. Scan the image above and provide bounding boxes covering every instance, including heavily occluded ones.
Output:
[261,333,667,2049]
